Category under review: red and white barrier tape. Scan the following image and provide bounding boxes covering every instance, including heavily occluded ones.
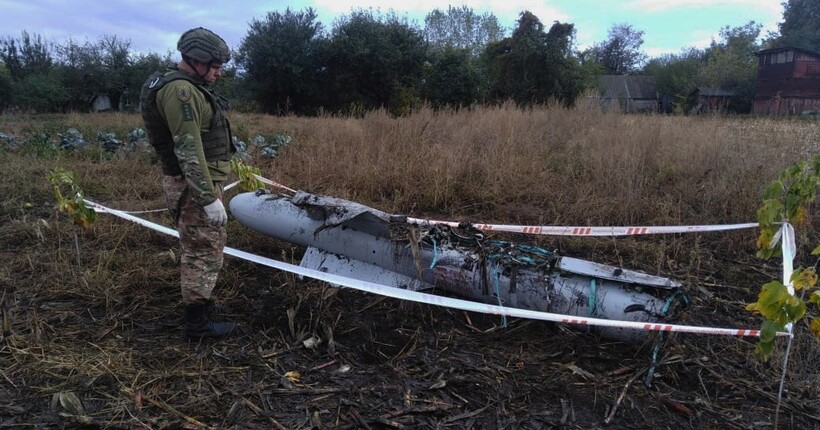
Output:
[254,174,297,193]
[223,176,296,194]
[84,199,790,339]
[405,217,759,237]
[249,173,759,237]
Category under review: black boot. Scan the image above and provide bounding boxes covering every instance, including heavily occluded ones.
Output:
[184,302,236,339]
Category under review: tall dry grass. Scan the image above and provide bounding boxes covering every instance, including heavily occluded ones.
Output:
[1,105,818,428]
[1,105,818,266]
[233,105,815,228]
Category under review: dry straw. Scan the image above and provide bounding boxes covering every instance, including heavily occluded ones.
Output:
[0,105,817,428]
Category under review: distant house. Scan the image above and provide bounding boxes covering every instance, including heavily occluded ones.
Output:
[753,47,820,115]
[689,87,734,114]
[90,90,134,112]
[594,75,658,113]
[91,95,113,112]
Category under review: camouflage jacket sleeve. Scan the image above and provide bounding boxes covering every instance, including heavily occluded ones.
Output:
[156,80,217,206]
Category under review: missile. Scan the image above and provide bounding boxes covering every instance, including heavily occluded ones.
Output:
[229,190,686,342]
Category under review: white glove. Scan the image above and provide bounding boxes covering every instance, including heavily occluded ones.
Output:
[203,199,228,227]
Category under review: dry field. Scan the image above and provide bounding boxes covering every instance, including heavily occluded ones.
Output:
[0,105,818,429]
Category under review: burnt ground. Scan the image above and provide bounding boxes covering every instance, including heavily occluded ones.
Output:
[1,202,819,430]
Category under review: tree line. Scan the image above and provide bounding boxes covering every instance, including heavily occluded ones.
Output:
[1,1,818,116]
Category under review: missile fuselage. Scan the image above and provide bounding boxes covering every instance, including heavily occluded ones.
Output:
[229,191,684,341]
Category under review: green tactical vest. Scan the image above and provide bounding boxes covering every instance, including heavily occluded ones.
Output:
[140,69,234,176]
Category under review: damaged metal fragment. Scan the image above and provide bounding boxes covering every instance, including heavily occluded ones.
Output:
[229,190,687,342]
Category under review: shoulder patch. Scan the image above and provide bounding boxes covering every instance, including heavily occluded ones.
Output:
[177,86,192,102]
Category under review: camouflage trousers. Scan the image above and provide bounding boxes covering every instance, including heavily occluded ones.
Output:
[162,175,226,304]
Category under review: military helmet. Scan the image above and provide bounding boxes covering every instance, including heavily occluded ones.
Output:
[177,27,230,64]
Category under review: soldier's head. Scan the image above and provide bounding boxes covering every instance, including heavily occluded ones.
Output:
[177,27,230,84]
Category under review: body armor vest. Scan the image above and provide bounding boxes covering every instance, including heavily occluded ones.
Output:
[140,69,234,176]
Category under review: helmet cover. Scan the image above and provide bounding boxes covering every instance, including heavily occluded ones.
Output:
[177,27,230,63]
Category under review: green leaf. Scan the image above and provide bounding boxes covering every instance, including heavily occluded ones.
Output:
[755,320,784,361]
[755,321,785,361]
[762,181,784,200]
[783,295,806,321]
[791,268,818,291]
[811,244,820,256]
[809,290,820,307]
[759,320,780,343]
[756,199,783,225]
[48,168,75,186]
[756,228,775,252]
[756,246,779,260]
[784,193,803,217]
[781,162,805,181]
[48,168,96,228]
[810,318,820,338]
[230,158,265,192]
[755,341,774,360]
[754,281,789,321]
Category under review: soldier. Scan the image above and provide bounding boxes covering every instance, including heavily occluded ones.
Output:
[140,27,236,338]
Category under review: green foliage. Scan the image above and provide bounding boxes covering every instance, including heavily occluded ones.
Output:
[1,31,53,81]
[641,22,761,114]
[421,5,504,106]
[642,48,708,113]
[699,22,761,85]
[756,320,781,357]
[750,155,820,360]
[322,10,427,115]
[697,21,761,113]
[126,52,173,109]
[775,0,820,53]
[424,5,506,57]
[229,157,265,191]
[237,8,325,115]
[3,31,145,112]
[4,3,807,117]
[0,62,12,108]
[94,35,133,111]
[14,72,71,112]
[1,31,67,112]
[483,11,582,107]
[423,47,481,108]
[22,133,60,158]
[55,38,102,110]
[747,281,806,324]
[575,52,605,93]
[586,23,647,75]
[757,156,820,256]
[48,168,97,227]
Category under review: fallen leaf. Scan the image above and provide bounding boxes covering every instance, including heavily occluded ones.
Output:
[284,371,301,382]
[303,335,321,349]
[429,380,447,389]
[57,391,85,415]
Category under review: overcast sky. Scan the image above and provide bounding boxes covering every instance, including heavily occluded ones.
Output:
[1,0,784,59]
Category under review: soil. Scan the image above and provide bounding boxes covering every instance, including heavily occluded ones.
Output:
[1,206,818,430]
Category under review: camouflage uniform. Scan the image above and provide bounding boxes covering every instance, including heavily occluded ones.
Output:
[143,69,234,304]
[161,175,226,303]
[140,27,236,338]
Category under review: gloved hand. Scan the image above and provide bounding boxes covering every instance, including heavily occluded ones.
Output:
[203,199,228,227]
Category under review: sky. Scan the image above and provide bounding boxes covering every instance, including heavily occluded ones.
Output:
[1,0,785,60]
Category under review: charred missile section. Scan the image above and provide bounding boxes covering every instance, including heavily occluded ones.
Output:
[229,190,687,342]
